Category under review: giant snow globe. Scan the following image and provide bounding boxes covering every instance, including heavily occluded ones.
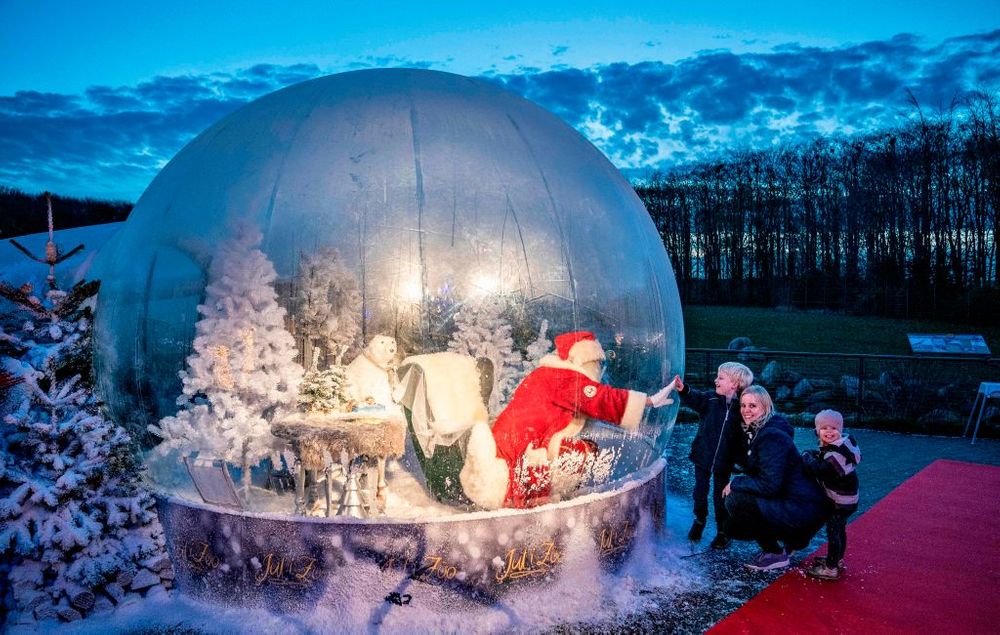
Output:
[92,69,684,617]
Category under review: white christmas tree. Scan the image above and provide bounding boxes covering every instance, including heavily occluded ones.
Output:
[295,247,362,366]
[0,197,166,624]
[523,319,552,372]
[447,297,523,413]
[505,318,552,391]
[149,226,304,489]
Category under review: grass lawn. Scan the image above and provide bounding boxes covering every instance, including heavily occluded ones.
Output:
[682,304,1000,355]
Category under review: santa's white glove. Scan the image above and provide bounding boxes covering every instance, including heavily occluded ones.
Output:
[649,381,677,408]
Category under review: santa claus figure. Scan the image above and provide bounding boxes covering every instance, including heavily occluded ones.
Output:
[459,331,675,509]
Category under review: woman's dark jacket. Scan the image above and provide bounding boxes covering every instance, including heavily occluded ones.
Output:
[679,386,745,474]
[729,415,827,534]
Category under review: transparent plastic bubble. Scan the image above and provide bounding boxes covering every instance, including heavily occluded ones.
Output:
[92,68,684,468]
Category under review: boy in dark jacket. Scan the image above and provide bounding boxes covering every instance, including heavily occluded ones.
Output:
[801,409,861,581]
[674,362,753,549]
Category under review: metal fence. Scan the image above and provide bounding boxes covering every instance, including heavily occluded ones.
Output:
[684,348,1000,437]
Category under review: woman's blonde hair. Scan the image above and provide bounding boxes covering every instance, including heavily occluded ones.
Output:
[740,385,774,430]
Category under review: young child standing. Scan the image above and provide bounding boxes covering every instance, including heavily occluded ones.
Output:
[675,362,753,549]
[802,409,861,580]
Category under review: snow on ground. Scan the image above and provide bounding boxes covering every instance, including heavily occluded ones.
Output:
[0,222,122,287]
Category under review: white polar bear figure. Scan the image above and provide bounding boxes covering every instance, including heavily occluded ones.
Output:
[345,335,399,410]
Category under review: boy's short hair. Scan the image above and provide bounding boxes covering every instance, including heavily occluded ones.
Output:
[718,362,754,391]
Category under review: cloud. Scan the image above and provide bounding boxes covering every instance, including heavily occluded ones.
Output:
[1,30,998,200]
[490,29,1000,170]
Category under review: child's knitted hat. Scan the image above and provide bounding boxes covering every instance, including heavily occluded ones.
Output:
[815,409,844,432]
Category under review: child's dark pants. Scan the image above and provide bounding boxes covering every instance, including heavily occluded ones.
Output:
[693,466,731,531]
[826,510,853,566]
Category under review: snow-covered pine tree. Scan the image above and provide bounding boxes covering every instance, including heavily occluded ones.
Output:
[148,226,303,489]
[447,297,523,413]
[523,319,552,372]
[298,365,350,414]
[0,199,166,624]
[504,318,551,395]
[295,247,362,367]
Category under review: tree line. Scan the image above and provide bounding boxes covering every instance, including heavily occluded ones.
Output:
[635,91,1000,326]
[0,186,132,238]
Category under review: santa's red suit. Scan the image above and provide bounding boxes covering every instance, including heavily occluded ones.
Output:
[489,332,647,508]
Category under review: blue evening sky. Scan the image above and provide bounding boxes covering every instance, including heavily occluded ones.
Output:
[1,1,998,200]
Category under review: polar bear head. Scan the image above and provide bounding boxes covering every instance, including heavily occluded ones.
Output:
[366,335,398,367]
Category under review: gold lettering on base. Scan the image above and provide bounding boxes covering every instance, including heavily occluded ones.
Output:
[377,553,461,585]
[179,541,222,574]
[599,521,635,556]
[495,541,561,583]
[254,552,320,588]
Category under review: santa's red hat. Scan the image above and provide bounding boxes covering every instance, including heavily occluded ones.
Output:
[554,331,605,365]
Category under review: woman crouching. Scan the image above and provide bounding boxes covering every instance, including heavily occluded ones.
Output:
[721,385,828,571]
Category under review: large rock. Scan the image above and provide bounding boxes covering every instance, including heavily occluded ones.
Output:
[130,568,160,591]
[808,390,837,408]
[879,371,901,388]
[34,604,59,622]
[103,582,125,604]
[761,361,782,384]
[793,379,814,398]
[119,592,142,607]
[12,609,38,626]
[810,378,835,391]
[57,607,83,622]
[116,568,135,587]
[141,553,173,573]
[93,596,115,614]
[917,409,963,425]
[728,336,753,351]
[841,375,859,398]
[787,412,816,428]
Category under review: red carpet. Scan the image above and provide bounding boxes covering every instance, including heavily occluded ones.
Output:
[712,459,1000,634]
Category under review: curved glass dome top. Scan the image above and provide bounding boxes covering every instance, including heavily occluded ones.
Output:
[92,68,684,458]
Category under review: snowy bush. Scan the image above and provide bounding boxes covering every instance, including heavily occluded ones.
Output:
[0,273,165,623]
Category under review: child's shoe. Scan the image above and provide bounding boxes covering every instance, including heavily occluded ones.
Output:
[688,518,706,542]
[745,550,790,571]
[807,562,842,581]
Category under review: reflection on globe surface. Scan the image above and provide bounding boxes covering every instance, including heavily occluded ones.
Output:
[92,68,683,472]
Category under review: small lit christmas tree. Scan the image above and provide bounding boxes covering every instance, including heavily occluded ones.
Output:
[298,365,350,413]
[149,226,304,489]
